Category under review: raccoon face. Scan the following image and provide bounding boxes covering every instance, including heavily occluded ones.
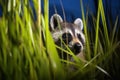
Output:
[50,14,85,55]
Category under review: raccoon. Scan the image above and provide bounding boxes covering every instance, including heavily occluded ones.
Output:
[50,14,85,60]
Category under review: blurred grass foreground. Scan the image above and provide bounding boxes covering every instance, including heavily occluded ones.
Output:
[0,0,120,80]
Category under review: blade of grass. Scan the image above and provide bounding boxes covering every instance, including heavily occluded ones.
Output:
[94,0,100,56]
[44,0,65,79]
[111,16,118,44]
[99,0,110,47]
[80,0,91,60]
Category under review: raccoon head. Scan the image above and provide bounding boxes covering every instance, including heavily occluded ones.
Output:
[50,14,85,55]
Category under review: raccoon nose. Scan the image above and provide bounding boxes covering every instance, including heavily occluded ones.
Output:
[74,43,81,54]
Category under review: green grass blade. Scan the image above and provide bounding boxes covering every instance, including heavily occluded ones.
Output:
[80,0,91,60]
[44,0,65,79]
[94,1,100,56]
[99,0,110,47]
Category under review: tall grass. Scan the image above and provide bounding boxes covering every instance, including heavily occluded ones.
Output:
[0,0,119,80]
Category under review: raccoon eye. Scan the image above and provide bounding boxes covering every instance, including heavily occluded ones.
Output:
[77,34,84,45]
[62,33,72,43]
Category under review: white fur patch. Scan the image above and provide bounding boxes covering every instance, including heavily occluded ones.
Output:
[64,28,74,36]
[52,30,63,42]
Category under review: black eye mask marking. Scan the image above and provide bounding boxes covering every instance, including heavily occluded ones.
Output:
[77,34,85,46]
[62,33,72,44]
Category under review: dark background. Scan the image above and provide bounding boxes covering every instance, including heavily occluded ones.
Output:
[48,0,120,23]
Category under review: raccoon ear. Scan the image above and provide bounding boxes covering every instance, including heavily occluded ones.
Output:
[74,18,83,30]
[50,14,63,31]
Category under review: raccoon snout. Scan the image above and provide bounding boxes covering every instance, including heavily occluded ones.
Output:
[73,43,82,54]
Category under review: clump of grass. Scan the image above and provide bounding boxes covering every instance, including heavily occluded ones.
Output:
[78,0,120,79]
[0,0,119,80]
